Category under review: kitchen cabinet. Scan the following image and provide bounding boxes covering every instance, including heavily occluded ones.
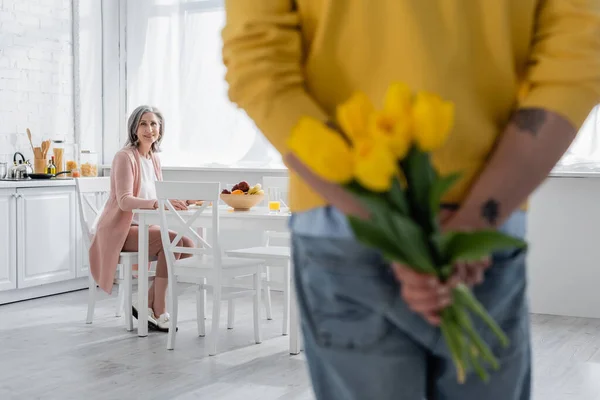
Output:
[0,180,86,303]
[16,187,78,288]
[0,189,17,291]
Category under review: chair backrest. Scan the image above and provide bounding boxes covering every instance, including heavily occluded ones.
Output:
[262,176,289,193]
[155,181,221,268]
[76,177,111,249]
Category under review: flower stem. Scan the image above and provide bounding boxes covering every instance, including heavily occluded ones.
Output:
[467,344,489,382]
[454,284,510,347]
[440,317,466,384]
[452,304,500,370]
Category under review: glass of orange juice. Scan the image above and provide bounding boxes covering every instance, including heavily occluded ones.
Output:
[268,187,281,213]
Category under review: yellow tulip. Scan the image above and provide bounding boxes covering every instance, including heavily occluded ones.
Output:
[384,82,412,119]
[288,117,354,184]
[412,91,454,151]
[353,138,398,192]
[368,111,411,159]
[336,92,375,143]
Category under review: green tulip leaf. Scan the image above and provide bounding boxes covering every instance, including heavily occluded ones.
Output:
[436,230,527,264]
[400,147,437,234]
[387,213,436,273]
[429,172,461,214]
[347,215,409,265]
[388,177,409,215]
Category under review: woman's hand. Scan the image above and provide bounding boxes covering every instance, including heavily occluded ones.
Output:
[170,200,188,211]
[151,200,188,210]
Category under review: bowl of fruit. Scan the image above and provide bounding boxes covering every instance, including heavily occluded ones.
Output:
[220,181,264,211]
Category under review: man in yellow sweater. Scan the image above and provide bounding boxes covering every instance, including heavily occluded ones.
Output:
[223,1,600,399]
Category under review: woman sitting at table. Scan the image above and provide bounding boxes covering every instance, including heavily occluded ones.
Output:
[89,105,194,332]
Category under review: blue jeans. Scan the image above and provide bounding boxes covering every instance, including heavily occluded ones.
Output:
[291,210,531,400]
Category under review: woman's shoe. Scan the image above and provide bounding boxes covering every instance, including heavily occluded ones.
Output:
[148,309,178,333]
[131,301,177,332]
[155,313,171,332]
[131,304,161,329]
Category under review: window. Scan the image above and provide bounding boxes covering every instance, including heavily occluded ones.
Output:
[125,0,282,168]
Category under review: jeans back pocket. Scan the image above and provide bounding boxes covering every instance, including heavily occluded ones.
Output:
[294,235,393,351]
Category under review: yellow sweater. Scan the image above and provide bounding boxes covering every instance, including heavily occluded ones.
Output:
[223,1,600,212]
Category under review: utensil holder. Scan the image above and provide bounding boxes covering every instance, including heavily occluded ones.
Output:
[34,158,46,174]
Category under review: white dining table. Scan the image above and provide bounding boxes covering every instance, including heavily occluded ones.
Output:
[132,206,302,355]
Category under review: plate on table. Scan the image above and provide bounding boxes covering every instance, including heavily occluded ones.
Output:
[187,201,213,209]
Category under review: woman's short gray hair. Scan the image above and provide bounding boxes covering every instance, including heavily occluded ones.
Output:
[125,105,165,153]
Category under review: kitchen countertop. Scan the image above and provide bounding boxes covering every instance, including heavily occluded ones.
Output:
[100,164,288,174]
[550,163,600,178]
[0,179,76,189]
[550,170,600,178]
[100,161,600,178]
[107,165,600,178]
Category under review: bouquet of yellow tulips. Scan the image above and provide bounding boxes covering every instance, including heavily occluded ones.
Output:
[287,82,527,383]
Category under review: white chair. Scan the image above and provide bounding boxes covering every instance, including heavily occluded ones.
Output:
[226,175,291,335]
[156,181,264,355]
[76,177,155,331]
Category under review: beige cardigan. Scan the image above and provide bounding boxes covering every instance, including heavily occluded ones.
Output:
[89,146,163,294]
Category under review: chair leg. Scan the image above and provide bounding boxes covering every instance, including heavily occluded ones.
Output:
[115,281,125,317]
[86,272,96,324]
[167,277,179,350]
[227,298,235,330]
[254,269,262,344]
[124,263,133,332]
[203,277,207,319]
[282,261,291,336]
[197,282,206,337]
[209,283,222,356]
[264,266,273,320]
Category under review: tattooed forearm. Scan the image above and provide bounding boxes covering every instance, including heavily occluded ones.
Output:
[512,108,548,137]
[481,199,500,226]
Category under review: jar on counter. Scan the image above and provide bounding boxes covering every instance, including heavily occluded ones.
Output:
[80,150,98,177]
[51,140,78,178]
[51,140,65,175]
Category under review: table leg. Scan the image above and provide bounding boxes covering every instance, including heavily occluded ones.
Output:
[137,214,149,337]
[289,264,302,355]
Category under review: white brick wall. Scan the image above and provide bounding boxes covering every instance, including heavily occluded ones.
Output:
[0,0,74,161]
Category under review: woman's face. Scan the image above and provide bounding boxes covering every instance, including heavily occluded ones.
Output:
[137,112,160,148]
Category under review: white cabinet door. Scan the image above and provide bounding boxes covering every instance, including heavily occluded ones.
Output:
[16,187,78,288]
[0,189,17,291]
